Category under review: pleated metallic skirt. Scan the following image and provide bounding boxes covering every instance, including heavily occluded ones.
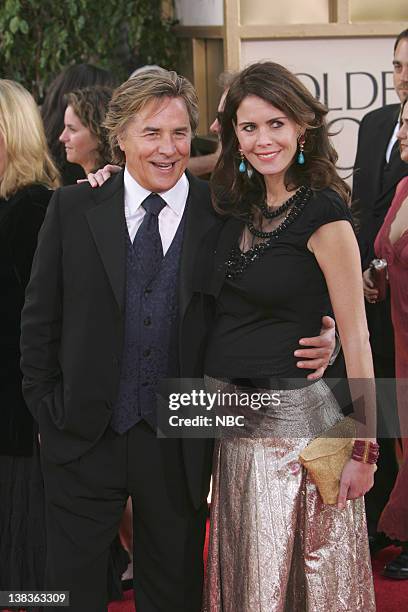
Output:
[203,378,376,612]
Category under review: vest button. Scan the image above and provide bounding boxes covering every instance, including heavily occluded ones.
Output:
[143,349,151,357]
[144,317,151,326]
[144,287,152,296]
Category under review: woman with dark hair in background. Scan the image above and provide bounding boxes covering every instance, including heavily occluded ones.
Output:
[59,86,112,175]
[0,79,59,594]
[41,63,116,184]
[368,98,408,579]
[201,62,377,611]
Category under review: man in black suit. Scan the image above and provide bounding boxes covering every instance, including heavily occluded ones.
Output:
[352,29,408,547]
[21,69,336,612]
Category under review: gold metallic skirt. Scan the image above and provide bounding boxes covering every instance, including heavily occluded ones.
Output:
[203,378,376,612]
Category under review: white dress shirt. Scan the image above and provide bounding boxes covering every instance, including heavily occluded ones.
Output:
[385,121,400,163]
[123,167,189,254]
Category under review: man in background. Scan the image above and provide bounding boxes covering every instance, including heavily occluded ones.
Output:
[188,73,232,176]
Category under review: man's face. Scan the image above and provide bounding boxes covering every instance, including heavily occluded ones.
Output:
[209,89,228,136]
[393,38,408,103]
[118,96,192,192]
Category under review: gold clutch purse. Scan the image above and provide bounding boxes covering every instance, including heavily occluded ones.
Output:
[299,417,356,505]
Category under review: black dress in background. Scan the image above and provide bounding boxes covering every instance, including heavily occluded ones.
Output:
[0,185,51,591]
[60,160,85,186]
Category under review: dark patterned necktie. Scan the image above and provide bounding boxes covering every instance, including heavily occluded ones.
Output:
[132,192,166,279]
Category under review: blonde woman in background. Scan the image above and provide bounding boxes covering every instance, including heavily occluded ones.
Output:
[0,79,59,594]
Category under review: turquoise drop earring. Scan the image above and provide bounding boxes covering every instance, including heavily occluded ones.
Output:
[297,134,305,165]
[238,150,246,173]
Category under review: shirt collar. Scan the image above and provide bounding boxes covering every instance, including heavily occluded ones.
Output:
[123,167,189,216]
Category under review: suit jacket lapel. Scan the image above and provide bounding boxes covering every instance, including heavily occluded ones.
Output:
[178,173,218,320]
[86,171,126,312]
[369,106,399,189]
[378,106,406,200]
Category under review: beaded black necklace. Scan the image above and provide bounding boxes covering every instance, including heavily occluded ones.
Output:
[247,185,309,238]
[225,186,312,280]
[255,186,307,220]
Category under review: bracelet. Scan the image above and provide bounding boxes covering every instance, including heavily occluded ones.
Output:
[352,440,379,464]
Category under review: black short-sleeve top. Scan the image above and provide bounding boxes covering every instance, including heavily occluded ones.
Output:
[204,188,353,380]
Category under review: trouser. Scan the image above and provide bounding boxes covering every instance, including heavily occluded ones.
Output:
[40,421,208,612]
[364,352,399,535]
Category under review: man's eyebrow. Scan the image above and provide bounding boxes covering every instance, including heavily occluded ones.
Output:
[141,126,190,132]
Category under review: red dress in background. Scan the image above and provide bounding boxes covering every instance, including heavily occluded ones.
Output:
[375,175,408,541]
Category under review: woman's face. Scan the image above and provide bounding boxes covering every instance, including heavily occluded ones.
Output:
[0,131,6,180]
[234,95,301,184]
[59,105,99,173]
[397,103,408,163]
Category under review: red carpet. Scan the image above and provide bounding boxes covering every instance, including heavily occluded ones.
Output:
[372,546,408,612]
[108,530,408,612]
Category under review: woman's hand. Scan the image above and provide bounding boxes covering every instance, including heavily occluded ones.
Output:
[295,315,336,380]
[337,458,376,510]
[77,164,122,187]
[362,268,379,303]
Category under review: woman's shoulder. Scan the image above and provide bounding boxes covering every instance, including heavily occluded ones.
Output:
[17,183,54,208]
[0,184,53,237]
[384,175,408,221]
[395,176,408,199]
[290,187,353,246]
[308,187,351,221]
[3,183,53,214]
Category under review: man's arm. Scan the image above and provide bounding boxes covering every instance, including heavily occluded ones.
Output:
[294,315,337,381]
[187,147,220,177]
[20,189,63,422]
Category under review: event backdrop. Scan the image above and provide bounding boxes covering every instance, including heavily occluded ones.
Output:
[175,0,400,179]
[242,38,400,178]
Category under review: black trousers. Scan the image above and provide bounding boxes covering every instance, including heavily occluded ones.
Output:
[40,421,208,612]
[364,352,399,535]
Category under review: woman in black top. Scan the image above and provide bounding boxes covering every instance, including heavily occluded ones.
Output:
[202,62,377,611]
[0,79,59,593]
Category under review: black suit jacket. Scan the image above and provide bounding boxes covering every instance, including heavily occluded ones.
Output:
[0,184,52,456]
[20,170,219,508]
[351,104,406,362]
[352,103,406,269]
